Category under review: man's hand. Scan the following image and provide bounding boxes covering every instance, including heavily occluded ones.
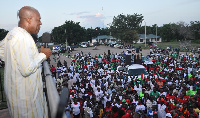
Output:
[40,46,51,58]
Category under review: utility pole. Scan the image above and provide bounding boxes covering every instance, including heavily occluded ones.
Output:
[144,21,146,47]
[156,24,157,44]
[141,19,146,47]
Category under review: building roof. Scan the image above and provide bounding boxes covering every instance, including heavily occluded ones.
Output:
[139,34,161,39]
[93,35,115,39]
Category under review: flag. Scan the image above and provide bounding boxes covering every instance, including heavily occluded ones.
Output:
[141,73,144,84]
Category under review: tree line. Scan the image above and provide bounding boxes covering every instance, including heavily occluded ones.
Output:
[0,13,200,45]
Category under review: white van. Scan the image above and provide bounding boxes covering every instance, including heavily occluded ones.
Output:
[117,64,148,76]
[127,64,148,76]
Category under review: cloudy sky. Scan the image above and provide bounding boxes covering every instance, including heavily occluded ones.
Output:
[0,0,199,36]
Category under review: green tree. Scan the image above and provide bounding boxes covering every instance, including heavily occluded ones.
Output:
[190,21,200,40]
[159,23,176,42]
[0,29,8,41]
[51,20,86,45]
[85,27,110,42]
[123,30,138,44]
[110,13,143,44]
[171,21,193,41]
[138,25,156,35]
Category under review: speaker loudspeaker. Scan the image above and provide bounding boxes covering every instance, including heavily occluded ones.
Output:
[125,55,131,65]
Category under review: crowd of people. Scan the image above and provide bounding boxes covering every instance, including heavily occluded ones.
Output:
[50,48,200,118]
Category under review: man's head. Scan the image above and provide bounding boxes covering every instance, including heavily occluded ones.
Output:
[18,6,42,35]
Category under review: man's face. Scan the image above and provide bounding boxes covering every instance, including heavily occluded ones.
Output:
[30,11,42,34]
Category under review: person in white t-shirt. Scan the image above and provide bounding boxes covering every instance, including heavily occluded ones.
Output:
[71,98,80,118]
[159,87,167,97]
[84,103,93,118]
[135,99,146,112]
[69,63,74,71]
[158,100,166,118]
[95,87,103,102]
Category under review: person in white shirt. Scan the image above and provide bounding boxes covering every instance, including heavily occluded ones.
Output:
[159,87,167,97]
[158,100,166,118]
[188,65,193,74]
[90,78,95,86]
[134,82,142,94]
[103,63,108,69]
[146,98,153,112]
[69,91,77,102]
[84,103,93,118]
[71,98,80,118]
[68,77,76,90]
[103,94,111,108]
[0,6,51,118]
[79,85,85,98]
[135,99,146,112]
[62,65,67,73]
[95,87,103,102]
[69,63,74,71]
[57,65,62,77]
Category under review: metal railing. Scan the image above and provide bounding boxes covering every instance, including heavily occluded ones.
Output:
[0,73,3,102]
[43,61,68,118]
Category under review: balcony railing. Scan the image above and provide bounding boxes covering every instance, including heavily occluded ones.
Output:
[43,61,68,118]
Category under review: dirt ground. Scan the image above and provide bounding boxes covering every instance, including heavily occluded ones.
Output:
[49,45,199,68]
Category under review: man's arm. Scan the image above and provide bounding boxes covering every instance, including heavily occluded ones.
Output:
[12,34,51,77]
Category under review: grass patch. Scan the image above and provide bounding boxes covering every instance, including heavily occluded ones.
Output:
[133,41,200,51]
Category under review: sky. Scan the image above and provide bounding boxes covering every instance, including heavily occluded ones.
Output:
[0,0,200,36]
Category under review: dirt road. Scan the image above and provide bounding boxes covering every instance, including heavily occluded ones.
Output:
[49,46,149,67]
[49,45,199,68]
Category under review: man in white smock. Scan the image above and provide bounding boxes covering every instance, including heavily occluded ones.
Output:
[0,6,51,118]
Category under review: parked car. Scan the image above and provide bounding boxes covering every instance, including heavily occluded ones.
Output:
[52,48,60,54]
[59,46,66,53]
[93,42,99,46]
[52,46,60,54]
[148,42,157,47]
[114,43,123,49]
[116,66,127,74]
[104,42,110,46]
[89,43,94,47]
[127,64,148,76]
[81,44,87,48]
[89,42,99,47]
[110,42,116,47]
[70,45,78,48]
[117,64,148,76]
